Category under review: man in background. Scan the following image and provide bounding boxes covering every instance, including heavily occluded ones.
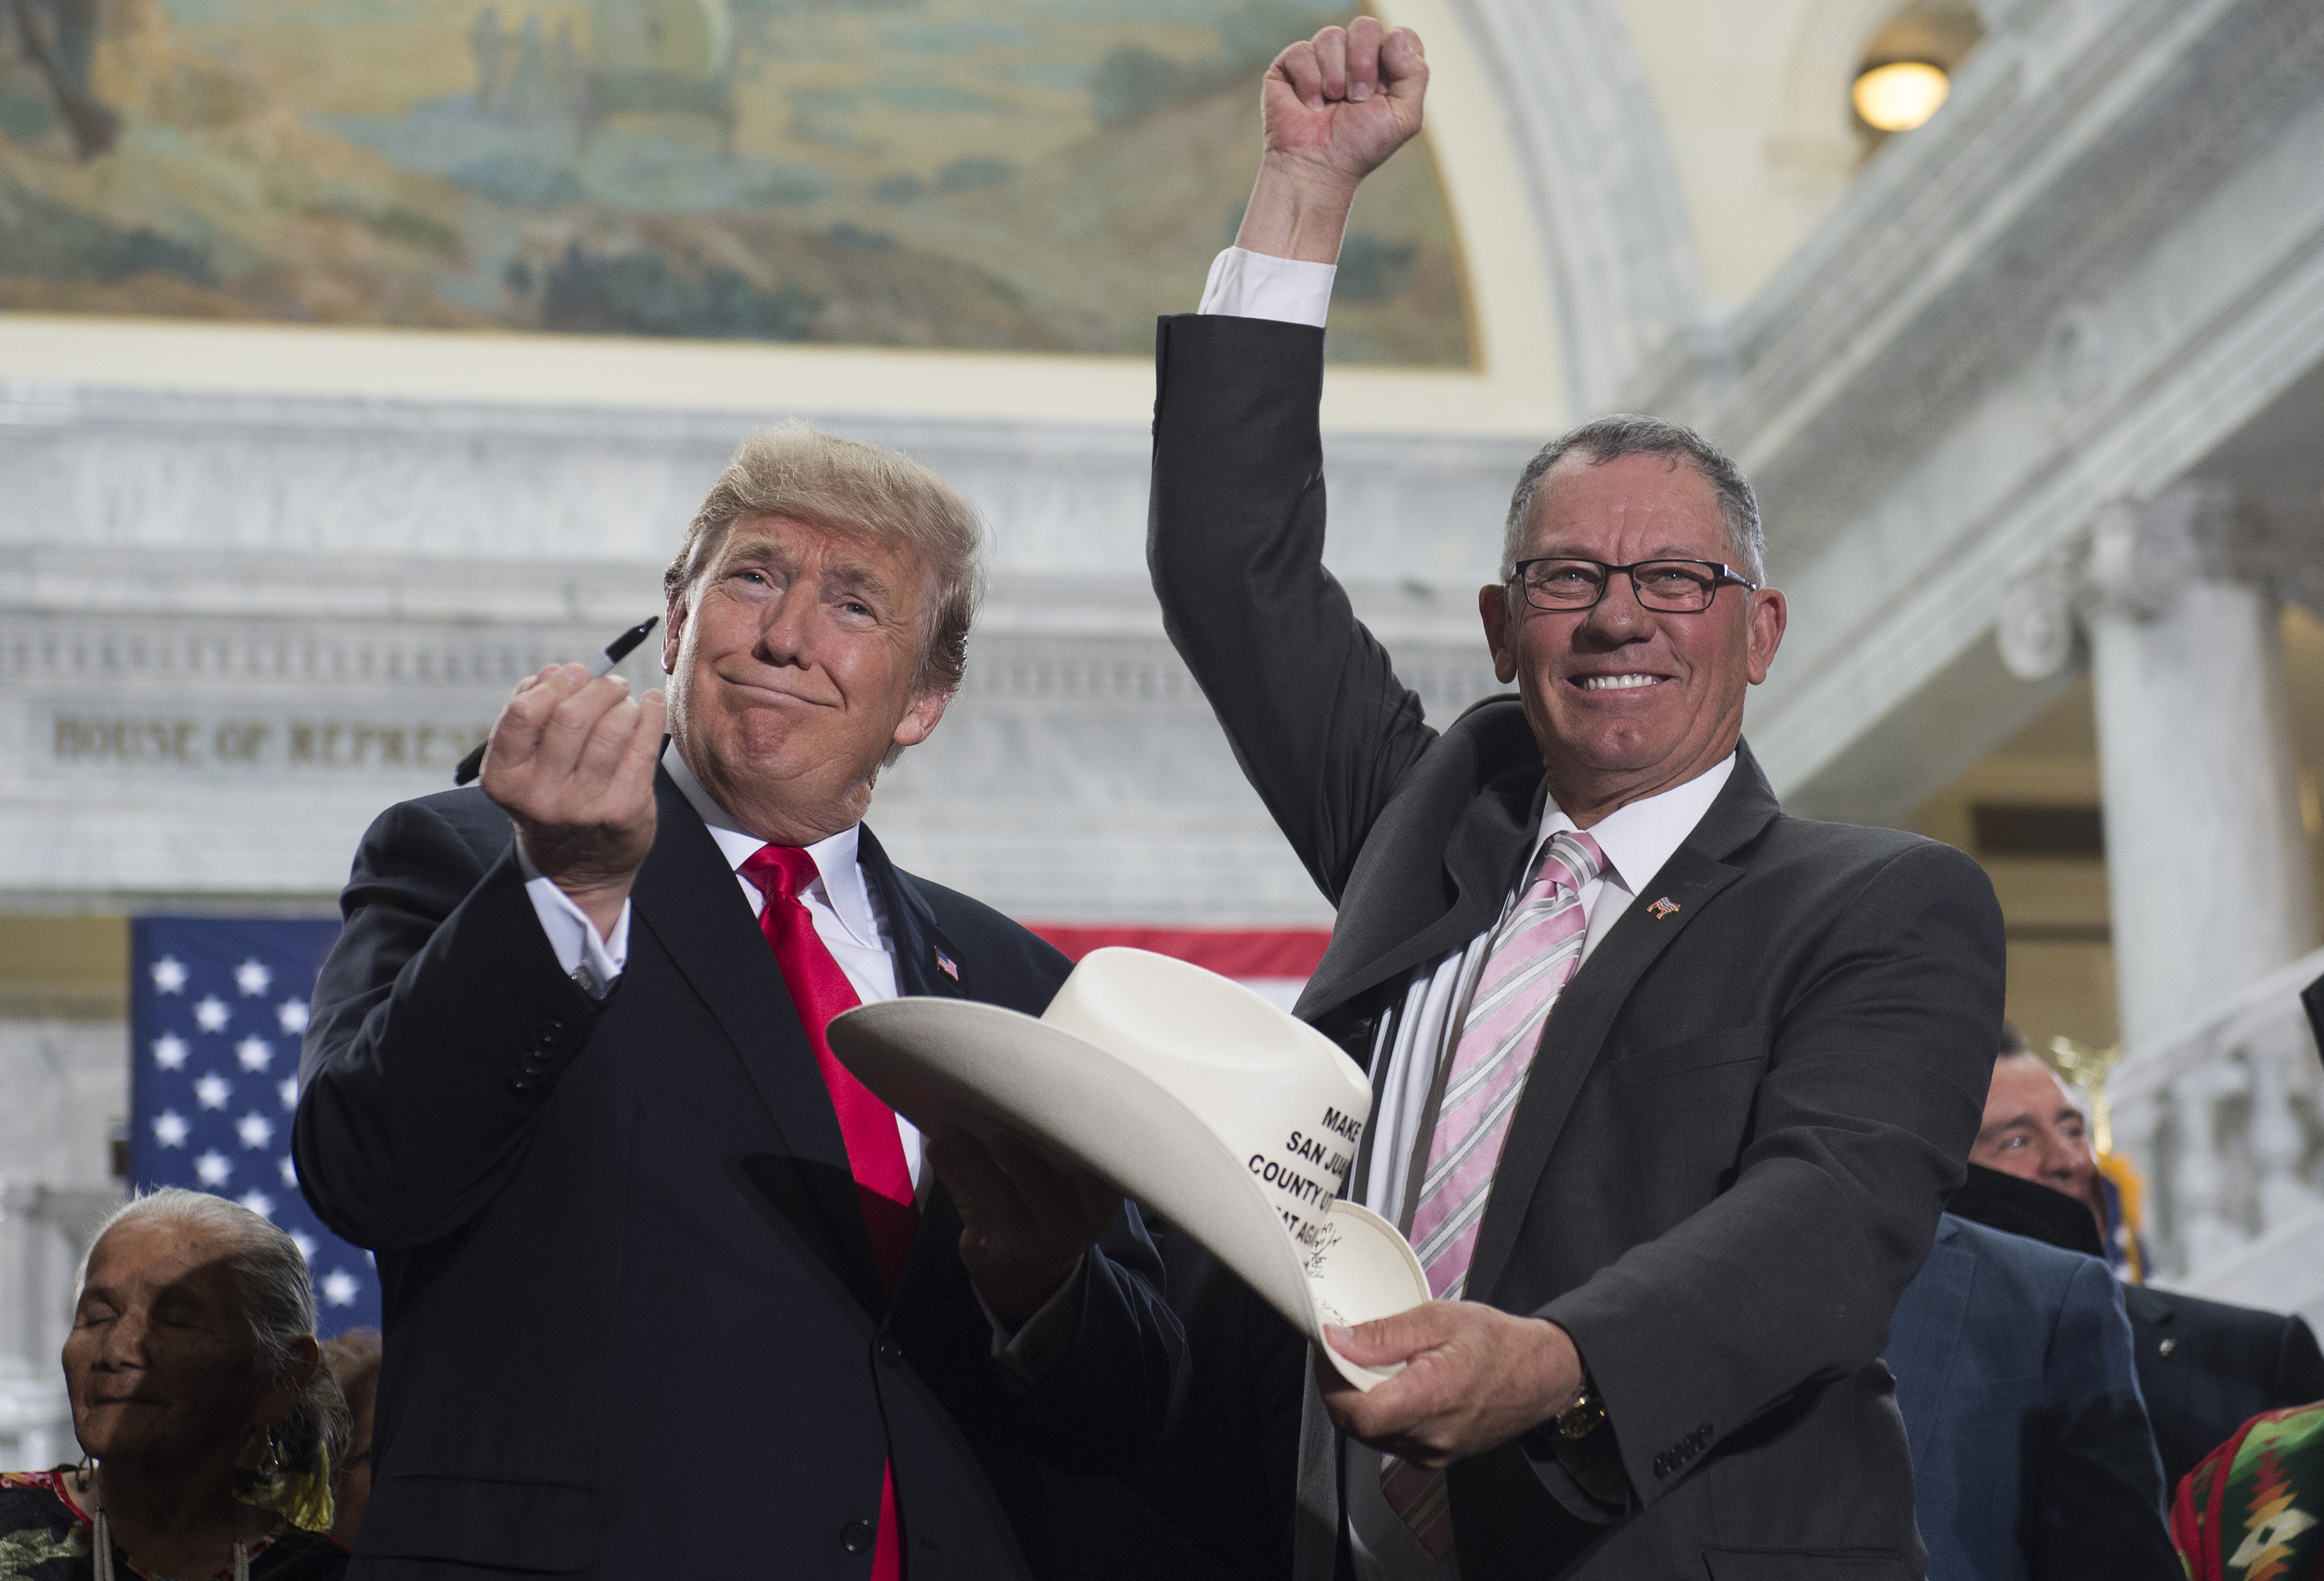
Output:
[1964,1039,2324,1491]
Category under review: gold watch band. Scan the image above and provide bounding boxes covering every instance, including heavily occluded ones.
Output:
[1554,1375,1608,1440]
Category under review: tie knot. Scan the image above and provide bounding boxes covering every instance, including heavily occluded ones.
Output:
[738,843,819,904]
[1534,829,1606,896]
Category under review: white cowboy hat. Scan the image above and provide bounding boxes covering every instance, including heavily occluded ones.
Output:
[827,947,1430,1390]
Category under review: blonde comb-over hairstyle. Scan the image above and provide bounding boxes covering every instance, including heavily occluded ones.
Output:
[663,423,987,696]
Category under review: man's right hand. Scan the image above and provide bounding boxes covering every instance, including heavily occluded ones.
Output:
[480,664,666,940]
[1235,17,1428,264]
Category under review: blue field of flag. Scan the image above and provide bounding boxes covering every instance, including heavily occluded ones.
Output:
[129,917,380,1338]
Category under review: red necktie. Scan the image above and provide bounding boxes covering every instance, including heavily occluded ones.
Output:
[738,844,917,1581]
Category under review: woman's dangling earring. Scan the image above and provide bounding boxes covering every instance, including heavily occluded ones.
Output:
[74,1452,95,1489]
[255,1428,283,1487]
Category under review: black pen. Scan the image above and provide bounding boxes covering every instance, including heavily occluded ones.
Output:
[453,616,660,786]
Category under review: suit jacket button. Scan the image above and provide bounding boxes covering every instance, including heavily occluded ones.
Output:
[508,1075,534,1093]
[877,1335,903,1368]
[840,1517,875,1554]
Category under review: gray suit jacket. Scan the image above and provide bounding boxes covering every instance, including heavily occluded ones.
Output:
[1148,312,2008,1580]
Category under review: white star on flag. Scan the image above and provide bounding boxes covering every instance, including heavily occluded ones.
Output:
[136,918,377,1332]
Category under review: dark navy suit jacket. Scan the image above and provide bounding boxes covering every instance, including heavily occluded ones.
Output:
[1883,1215,2179,1581]
[297,771,1187,1579]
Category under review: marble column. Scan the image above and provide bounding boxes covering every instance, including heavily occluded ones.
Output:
[2085,483,2320,1051]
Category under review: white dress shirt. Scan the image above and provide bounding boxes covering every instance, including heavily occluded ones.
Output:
[1200,245,1339,324]
[1204,237,1734,1580]
[1344,761,1734,1580]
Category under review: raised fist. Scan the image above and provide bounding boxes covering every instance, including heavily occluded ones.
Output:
[1260,17,1427,191]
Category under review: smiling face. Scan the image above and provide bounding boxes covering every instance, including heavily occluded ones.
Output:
[661,513,951,844]
[1478,451,1787,825]
[64,1219,276,1469]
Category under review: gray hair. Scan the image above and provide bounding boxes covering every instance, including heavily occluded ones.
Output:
[663,422,987,697]
[83,1189,348,1484]
[1501,414,1765,584]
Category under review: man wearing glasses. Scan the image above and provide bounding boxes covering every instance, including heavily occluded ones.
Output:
[1144,17,2006,1580]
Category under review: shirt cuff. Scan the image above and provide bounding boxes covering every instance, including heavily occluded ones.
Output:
[977,1255,1086,1389]
[1199,246,1336,327]
[523,874,629,1000]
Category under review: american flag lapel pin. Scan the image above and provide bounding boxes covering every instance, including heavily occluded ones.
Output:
[935,949,960,981]
[1647,897,1681,921]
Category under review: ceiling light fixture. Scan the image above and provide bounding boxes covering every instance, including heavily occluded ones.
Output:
[1853,61,1951,133]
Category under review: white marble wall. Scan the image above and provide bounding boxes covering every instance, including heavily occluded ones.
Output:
[0,1022,124,1471]
[1,385,1522,920]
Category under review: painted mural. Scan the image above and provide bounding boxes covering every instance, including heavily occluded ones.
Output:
[0,0,1471,364]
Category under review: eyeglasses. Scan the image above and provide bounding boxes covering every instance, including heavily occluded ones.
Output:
[1509,557,1759,613]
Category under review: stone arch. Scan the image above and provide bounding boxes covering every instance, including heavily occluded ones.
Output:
[1453,0,1706,413]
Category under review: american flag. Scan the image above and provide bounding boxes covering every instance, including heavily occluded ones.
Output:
[129,917,380,1337]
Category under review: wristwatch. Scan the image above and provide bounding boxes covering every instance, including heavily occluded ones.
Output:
[1553,1372,1608,1440]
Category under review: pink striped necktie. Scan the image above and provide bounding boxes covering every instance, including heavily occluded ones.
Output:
[1382,827,1606,1560]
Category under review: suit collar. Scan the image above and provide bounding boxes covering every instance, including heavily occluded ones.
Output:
[661,741,885,950]
[847,827,983,1312]
[1670,740,1781,862]
[630,766,892,1314]
[855,826,968,1003]
[1466,747,1780,1301]
[1534,752,1738,901]
[1298,760,1539,1021]
[1297,731,1779,1025]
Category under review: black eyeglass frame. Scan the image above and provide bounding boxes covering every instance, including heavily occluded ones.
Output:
[1507,556,1761,613]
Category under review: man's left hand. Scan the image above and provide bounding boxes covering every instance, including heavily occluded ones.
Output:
[1320,1301,1584,1468]
[927,1128,1120,1324]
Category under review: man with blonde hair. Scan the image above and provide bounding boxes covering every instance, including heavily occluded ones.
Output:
[298,425,1187,1578]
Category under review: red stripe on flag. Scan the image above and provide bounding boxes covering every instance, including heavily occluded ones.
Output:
[1024,925,1332,980]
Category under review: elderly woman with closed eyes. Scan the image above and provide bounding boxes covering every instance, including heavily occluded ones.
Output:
[0,1189,350,1580]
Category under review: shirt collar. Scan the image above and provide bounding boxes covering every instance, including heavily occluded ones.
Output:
[1532,752,1736,896]
[661,741,881,948]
